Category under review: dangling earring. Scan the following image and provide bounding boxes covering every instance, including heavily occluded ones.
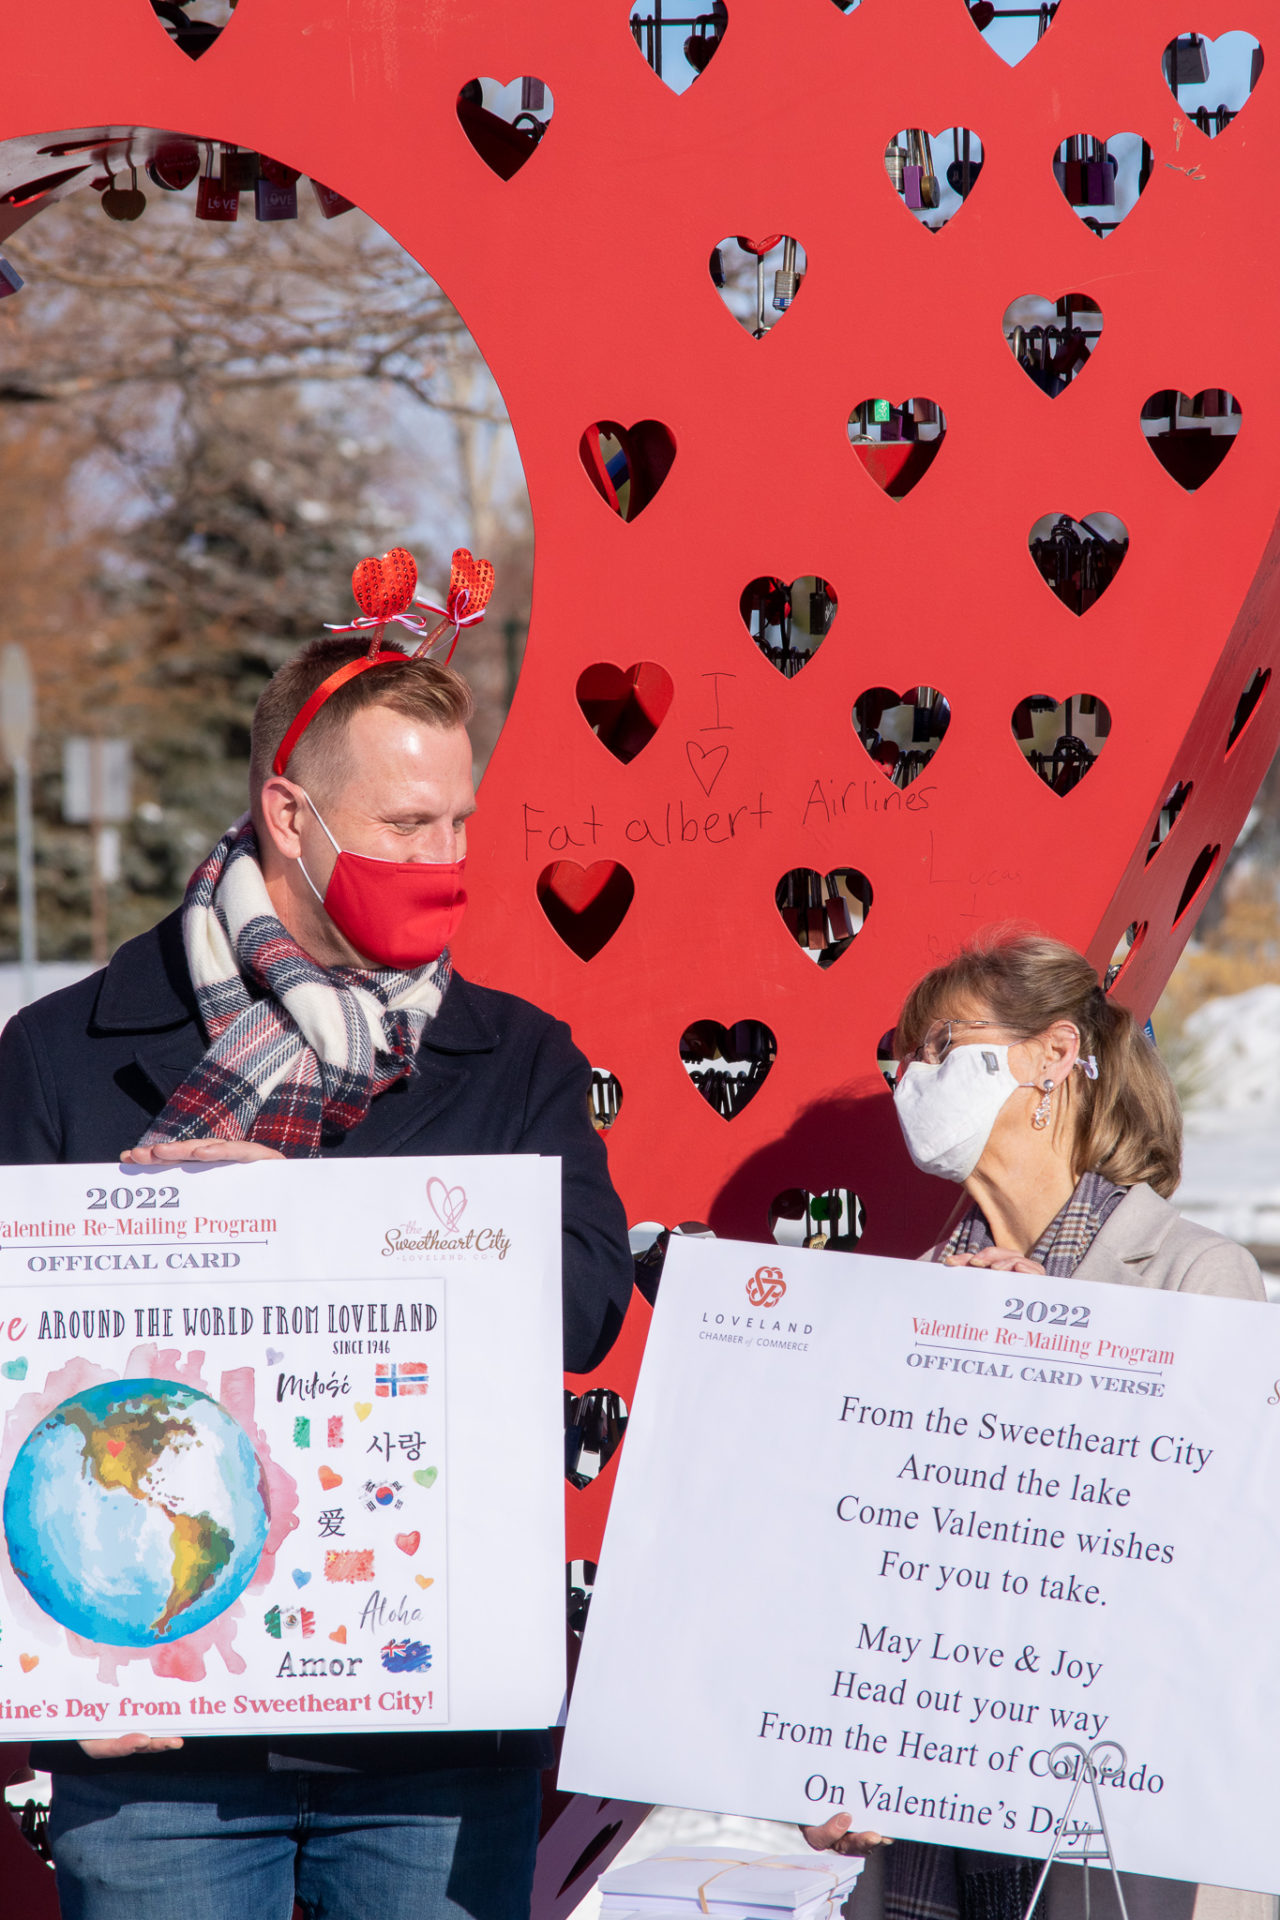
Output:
[1032,1079,1054,1130]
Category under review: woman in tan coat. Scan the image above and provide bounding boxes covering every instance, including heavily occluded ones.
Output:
[803,932,1274,1920]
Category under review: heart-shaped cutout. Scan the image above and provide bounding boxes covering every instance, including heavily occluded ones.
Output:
[1054,134,1150,235]
[318,1466,343,1490]
[1104,921,1146,991]
[537,860,635,960]
[590,1067,623,1131]
[740,575,837,676]
[629,1,728,91]
[1011,694,1111,794]
[580,420,677,521]
[884,129,984,227]
[1228,667,1270,751]
[1027,512,1129,614]
[456,78,554,179]
[710,235,806,337]
[292,1569,312,1588]
[352,548,417,622]
[967,0,1056,64]
[853,686,950,785]
[775,868,872,966]
[770,1186,866,1249]
[679,1019,776,1119]
[413,1467,438,1488]
[576,662,674,761]
[355,1401,372,1421]
[330,1626,348,1644]
[152,0,233,60]
[1174,844,1222,922]
[1003,294,1103,396]
[19,1652,38,1673]
[395,1530,421,1556]
[1146,781,1194,862]
[1141,389,1241,490]
[1,1356,27,1379]
[415,1574,435,1589]
[566,1387,629,1487]
[848,400,946,498]
[1162,32,1263,134]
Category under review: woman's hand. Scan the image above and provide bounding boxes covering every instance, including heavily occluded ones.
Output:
[121,1140,284,1165]
[799,1811,891,1855]
[78,1734,184,1758]
[942,1248,1047,1275]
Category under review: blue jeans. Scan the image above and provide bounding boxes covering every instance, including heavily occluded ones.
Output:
[49,1766,541,1920]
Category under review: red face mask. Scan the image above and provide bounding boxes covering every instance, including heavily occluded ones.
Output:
[298,795,466,970]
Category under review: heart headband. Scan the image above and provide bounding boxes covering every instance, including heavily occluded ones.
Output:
[272,545,494,777]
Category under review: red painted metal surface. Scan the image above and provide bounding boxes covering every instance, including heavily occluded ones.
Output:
[3,1,1280,1911]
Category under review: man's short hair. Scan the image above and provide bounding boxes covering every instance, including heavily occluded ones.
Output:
[250,635,474,815]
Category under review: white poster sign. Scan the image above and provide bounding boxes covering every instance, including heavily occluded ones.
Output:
[561,1237,1280,1895]
[0,1156,564,1741]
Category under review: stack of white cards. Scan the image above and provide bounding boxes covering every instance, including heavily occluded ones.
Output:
[598,1845,864,1920]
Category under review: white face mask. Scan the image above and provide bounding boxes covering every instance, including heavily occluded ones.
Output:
[894,1043,1038,1182]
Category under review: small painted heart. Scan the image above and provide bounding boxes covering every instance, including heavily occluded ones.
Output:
[266,1348,284,1364]
[395,1531,421,1556]
[352,547,417,622]
[106,1439,125,1456]
[330,1626,348,1644]
[355,1402,372,1421]
[19,1653,38,1672]
[413,1468,438,1488]
[318,1466,343,1490]
[415,1575,435,1590]
[292,1569,312,1588]
[1,1357,27,1380]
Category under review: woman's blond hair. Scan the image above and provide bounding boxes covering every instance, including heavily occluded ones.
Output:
[895,932,1181,1198]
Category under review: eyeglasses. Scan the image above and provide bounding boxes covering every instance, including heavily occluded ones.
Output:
[896,1019,1003,1081]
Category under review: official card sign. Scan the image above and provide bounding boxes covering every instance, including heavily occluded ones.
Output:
[0,1157,564,1740]
[561,1237,1280,1895]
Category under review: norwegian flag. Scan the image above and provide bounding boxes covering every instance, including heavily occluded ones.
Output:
[375,1361,428,1397]
[264,1605,315,1639]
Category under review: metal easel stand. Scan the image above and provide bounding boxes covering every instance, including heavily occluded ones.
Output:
[1023,1740,1131,1920]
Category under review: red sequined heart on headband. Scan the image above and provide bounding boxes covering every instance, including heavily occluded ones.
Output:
[446,548,495,622]
[352,547,418,622]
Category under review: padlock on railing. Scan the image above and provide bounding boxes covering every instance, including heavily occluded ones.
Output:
[772,235,803,310]
[1164,31,1210,89]
[684,4,727,73]
[196,145,239,222]
[1084,137,1116,208]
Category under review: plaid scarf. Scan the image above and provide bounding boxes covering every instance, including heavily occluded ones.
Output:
[942,1170,1127,1276]
[888,1172,1128,1920]
[136,819,451,1158]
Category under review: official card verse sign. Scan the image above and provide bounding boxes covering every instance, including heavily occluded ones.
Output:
[0,1157,564,1740]
[561,1238,1280,1895]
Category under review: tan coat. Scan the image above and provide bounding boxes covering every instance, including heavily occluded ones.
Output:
[848,1187,1274,1920]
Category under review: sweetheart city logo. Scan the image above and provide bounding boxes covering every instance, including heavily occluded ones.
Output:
[427,1180,467,1232]
[381,1180,510,1261]
[699,1264,813,1352]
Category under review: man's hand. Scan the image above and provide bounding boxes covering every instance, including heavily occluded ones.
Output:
[78,1734,184,1758]
[122,1140,284,1165]
[942,1249,1047,1275]
[799,1812,891,1855]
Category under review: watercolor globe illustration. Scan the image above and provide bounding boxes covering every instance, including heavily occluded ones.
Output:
[3,1379,270,1646]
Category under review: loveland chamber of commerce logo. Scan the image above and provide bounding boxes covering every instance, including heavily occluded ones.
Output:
[746,1265,786,1308]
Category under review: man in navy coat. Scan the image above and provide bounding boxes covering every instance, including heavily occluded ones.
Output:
[0,632,633,1920]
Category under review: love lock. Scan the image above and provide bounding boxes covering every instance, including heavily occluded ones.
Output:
[101,168,146,222]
